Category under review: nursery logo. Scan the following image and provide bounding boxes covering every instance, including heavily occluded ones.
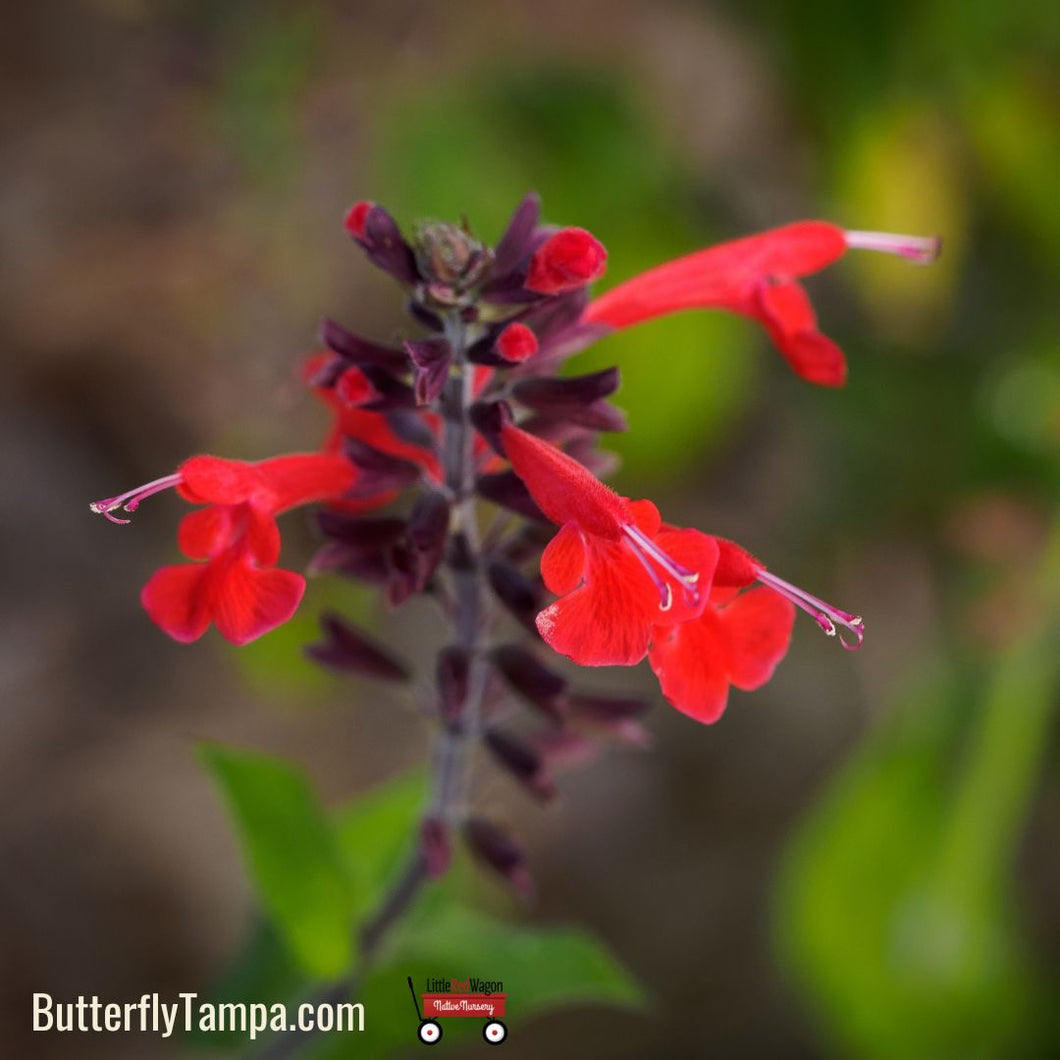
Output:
[406,975,508,1045]
[424,975,504,995]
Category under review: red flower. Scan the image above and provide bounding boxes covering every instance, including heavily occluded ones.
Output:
[583,222,940,386]
[500,423,717,666]
[91,454,355,644]
[501,422,864,722]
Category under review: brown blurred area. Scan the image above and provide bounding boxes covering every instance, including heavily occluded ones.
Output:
[4,2,1055,1059]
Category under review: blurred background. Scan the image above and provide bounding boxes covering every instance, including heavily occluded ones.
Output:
[3,0,1060,1056]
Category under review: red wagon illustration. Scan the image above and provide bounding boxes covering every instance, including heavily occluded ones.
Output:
[407,976,508,1045]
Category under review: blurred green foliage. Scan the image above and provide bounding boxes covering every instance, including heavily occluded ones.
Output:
[196,762,643,1055]
[201,745,358,977]
[777,524,1060,1058]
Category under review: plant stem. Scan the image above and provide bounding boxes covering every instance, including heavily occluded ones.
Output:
[253,312,490,1058]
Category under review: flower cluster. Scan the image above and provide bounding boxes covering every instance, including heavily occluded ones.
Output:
[92,193,936,887]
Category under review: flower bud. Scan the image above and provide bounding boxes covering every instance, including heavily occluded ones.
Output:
[305,611,410,682]
[335,367,379,408]
[320,318,409,373]
[343,200,373,241]
[495,322,539,363]
[484,729,557,801]
[408,491,450,590]
[346,203,420,285]
[464,817,532,897]
[413,221,494,306]
[493,644,566,720]
[525,227,607,295]
[486,561,543,633]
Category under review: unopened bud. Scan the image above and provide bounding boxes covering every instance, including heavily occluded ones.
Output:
[493,645,566,719]
[484,729,557,801]
[495,322,539,363]
[464,817,532,897]
[304,611,410,682]
[413,221,494,304]
[525,227,607,295]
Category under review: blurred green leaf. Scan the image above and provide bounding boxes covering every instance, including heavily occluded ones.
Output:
[198,765,641,1057]
[333,769,427,917]
[776,523,1060,1059]
[201,745,356,978]
[311,902,644,1058]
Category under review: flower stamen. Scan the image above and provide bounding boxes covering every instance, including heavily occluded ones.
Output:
[844,229,941,265]
[89,473,182,525]
[755,569,864,650]
[622,524,700,611]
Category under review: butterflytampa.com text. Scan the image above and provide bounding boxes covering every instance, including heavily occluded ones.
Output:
[32,992,365,1041]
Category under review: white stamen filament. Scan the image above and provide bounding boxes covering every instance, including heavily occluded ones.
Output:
[89,473,182,525]
[756,569,865,650]
[844,229,941,265]
[622,524,700,611]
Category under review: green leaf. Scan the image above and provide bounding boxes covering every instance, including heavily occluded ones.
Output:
[200,744,355,978]
[311,903,644,1058]
[333,769,428,918]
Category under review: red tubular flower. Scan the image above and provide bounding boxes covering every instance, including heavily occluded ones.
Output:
[500,423,717,666]
[501,422,865,722]
[91,454,355,644]
[583,222,941,386]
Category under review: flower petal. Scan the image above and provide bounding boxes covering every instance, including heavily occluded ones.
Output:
[245,505,281,566]
[627,498,661,536]
[536,538,657,666]
[211,559,306,645]
[140,564,214,643]
[718,586,795,690]
[648,611,732,724]
[754,279,847,386]
[177,505,235,560]
[540,522,586,595]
